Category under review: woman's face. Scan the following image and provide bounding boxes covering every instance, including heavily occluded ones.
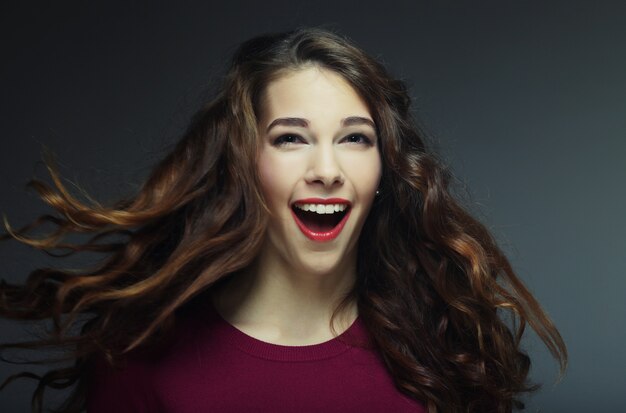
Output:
[256,67,382,276]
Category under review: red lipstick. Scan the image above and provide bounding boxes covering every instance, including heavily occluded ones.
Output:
[291,198,351,242]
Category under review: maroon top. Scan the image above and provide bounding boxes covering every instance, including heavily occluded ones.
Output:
[87,300,425,412]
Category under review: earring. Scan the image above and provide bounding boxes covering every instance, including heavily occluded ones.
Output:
[375,189,380,196]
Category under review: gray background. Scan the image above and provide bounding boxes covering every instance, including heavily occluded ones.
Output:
[1,1,625,411]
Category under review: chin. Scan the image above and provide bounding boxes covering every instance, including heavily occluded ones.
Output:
[294,249,351,276]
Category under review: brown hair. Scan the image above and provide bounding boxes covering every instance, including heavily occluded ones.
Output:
[0,28,566,412]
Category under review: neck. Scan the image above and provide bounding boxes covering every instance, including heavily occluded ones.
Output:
[210,252,358,344]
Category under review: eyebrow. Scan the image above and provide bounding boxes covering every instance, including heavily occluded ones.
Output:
[341,116,376,129]
[266,116,376,132]
[266,117,309,132]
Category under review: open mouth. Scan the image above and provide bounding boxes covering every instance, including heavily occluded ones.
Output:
[290,202,351,242]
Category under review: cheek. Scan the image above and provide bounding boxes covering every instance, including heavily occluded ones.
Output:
[344,152,382,199]
[257,152,291,208]
[368,156,383,190]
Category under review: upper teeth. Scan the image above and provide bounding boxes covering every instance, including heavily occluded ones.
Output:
[294,203,348,214]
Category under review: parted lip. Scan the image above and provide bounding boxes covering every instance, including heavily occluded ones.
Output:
[290,201,352,242]
[292,197,351,206]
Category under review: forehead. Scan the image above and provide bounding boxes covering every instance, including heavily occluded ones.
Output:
[258,67,371,124]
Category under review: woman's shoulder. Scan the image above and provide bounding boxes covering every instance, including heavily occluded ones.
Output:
[85,298,216,411]
[86,350,161,412]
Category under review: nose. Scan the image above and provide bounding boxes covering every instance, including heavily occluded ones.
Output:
[304,143,344,188]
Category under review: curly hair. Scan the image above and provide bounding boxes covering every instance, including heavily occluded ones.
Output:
[0,27,566,412]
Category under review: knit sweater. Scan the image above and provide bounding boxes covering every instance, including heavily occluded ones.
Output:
[86,300,425,412]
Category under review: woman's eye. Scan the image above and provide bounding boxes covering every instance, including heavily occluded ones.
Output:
[273,134,304,146]
[343,134,373,145]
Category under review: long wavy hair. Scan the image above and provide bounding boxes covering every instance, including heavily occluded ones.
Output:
[1,27,566,412]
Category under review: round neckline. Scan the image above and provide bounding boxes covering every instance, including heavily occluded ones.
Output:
[201,299,369,362]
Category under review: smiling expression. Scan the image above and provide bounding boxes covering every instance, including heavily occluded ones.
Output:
[256,66,382,276]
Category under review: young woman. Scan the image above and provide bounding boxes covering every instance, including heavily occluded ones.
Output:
[0,28,566,412]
